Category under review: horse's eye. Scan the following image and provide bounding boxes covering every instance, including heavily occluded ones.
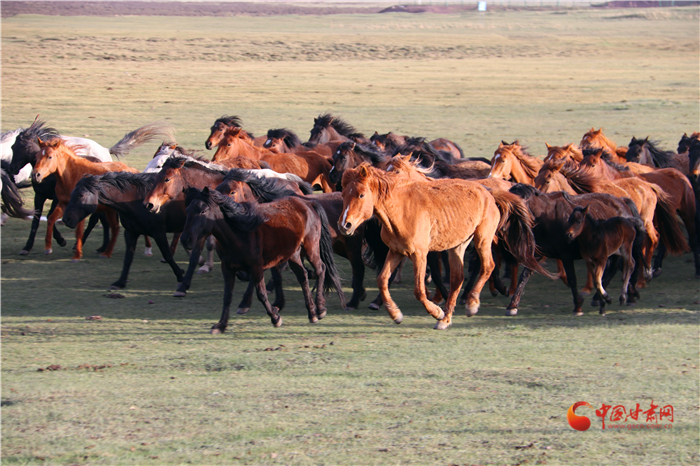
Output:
[164,178,170,183]
[359,193,365,199]
[227,144,232,147]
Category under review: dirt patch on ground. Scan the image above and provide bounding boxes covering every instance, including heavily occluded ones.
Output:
[1,1,384,18]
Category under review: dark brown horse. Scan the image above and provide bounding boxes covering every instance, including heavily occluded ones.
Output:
[180,187,345,333]
[565,206,641,314]
[308,113,368,145]
[625,137,688,176]
[263,128,336,158]
[329,141,388,186]
[204,115,266,150]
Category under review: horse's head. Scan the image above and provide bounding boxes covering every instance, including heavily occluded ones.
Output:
[385,155,430,182]
[677,132,699,156]
[339,163,376,236]
[565,205,589,243]
[9,119,59,175]
[215,172,253,203]
[143,159,186,213]
[181,187,218,250]
[63,175,100,228]
[580,128,602,148]
[263,128,300,153]
[624,137,648,164]
[205,116,242,150]
[33,138,65,183]
[534,159,565,193]
[545,143,582,164]
[489,142,515,180]
[688,139,700,184]
[329,142,356,184]
[579,148,604,170]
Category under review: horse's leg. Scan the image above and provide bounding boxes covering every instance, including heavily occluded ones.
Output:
[99,210,120,258]
[427,251,449,305]
[344,235,366,310]
[80,212,101,252]
[506,266,533,316]
[110,229,139,290]
[619,249,635,306]
[270,266,285,311]
[465,233,494,317]
[144,236,153,256]
[435,243,469,330]
[198,235,215,274]
[44,203,65,255]
[594,256,620,307]
[236,280,256,315]
[161,233,180,263]
[460,250,479,305]
[71,218,86,261]
[287,253,318,323]
[369,265,400,310]
[211,262,236,334]
[252,267,282,327]
[152,232,184,285]
[590,258,611,316]
[174,236,206,297]
[581,269,594,296]
[377,251,407,324]
[408,251,445,322]
[20,194,50,254]
[97,212,110,253]
[561,259,583,316]
[507,262,520,297]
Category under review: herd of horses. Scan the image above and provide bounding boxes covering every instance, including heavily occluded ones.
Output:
[2,113,699,332]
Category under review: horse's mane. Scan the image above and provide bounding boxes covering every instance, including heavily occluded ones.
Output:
[580,149,630,173]
[189,187,264,232]
[506,144,542,179]
[582,128,617,150]
[560,165,599,195]
[394,138,453,165]
[267,128,302,149]
[162,155,228,174]
[628,137,677,168]
[341,163,393,202]
[509,183,541,199]
[213,115,243,128]
[340,141,388,165]
[370,132,406,151]
[311,113,360,140]
[95,171,155,198]
[1,128,22,143]
[222,169,301,203]
[15,119,61,153]
[385,156,432,180]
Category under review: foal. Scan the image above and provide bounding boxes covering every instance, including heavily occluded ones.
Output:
[565,205,643,315]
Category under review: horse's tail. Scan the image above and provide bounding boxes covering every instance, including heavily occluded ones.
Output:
[629,216,650,270]
[311,202,346,308]
[109,121,176,159]
[1,168,31,219]
[490,189,557,279]
[650,184,690,255]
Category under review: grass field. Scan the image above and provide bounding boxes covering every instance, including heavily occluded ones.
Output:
[2,7,699,465]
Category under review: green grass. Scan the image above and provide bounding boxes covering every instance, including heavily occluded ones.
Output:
[2,8,699,465]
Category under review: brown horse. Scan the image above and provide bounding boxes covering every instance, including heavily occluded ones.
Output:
[213,127,334,192]
[678,132,700,156]
[544,143,583,165]
[565,206,640,314]
[32,138,138,260]
[262,128,337,158]
[578,149,636,180]
[370,131,464,160]
[204,115,265,150]
[580,128,627,164]
[308,113,368,145]
[339,162,549,329]
[625,137,688,176]
[488,141,543,185]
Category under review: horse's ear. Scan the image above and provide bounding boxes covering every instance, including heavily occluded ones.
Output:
[581,205,590,217]
[545,142,551,150]
[566,143,574,149]
[351,142,356,150]
[372,131,379,137]
[358,164,370,178]
[37,137,44,146]
[401,154,411,163]
[499,141,507,147]
[203,186,210,194]
[644,136,649,142]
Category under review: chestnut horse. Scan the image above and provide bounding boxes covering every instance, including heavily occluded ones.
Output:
[32,138,138,260]
[213,127,334,192]
[263,128,336,158]
[339,162,550,329]
[204,115,266,150]
[488,141,543,185]
[308,113,368,145]
[580,128,627,164]
[544,143,583,166]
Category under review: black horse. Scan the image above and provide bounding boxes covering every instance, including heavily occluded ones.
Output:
[8,119,110,255]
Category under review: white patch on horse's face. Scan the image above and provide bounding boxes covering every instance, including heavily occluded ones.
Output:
[340,205,350,228]
[42,149,46,156]
[265,139,272,146]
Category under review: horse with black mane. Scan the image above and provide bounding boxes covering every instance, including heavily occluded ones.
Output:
[181,186,345,333]
[308,113,368,145]
[625,137,688,176]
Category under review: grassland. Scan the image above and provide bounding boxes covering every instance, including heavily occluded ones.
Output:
[2,7,699,465]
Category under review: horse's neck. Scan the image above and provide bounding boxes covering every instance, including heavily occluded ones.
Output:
[187,167,225,188]
[212,216,245,251]
[510,158,536,184]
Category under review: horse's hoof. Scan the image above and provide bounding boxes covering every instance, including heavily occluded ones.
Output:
[580,289,591,296]
[272,316,283,328]
[599,310,607,316]
[210,328,223,335]
[57,238,67,247]
[466,304,479,317]
[604,296,612,304]
[236,307,249,315]
[70,258,80,263]
[436,309,445,320]
[99,254,110,259]
[317,310,327,320]
[18,250,29,256]
[144,247,153,257]
[506,308,518,316]
[652,268,662,278]
[393,313,404,325]
[196,266,211,274]
[490,289,499,297]
[433,320,451,330]
[574,311,584,316]
[368,302,380,310]
[44,249,52,255]
[160,258,167,263]
[344,305,357,311]
[108,285,123,291]
[309,316,319,324]
[173,291,187,298]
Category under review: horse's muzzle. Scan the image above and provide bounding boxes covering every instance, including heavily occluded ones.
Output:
[205,141,212,150]
[33,172,42,183]
[338,221,355,237]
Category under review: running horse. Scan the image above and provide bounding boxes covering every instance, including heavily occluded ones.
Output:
[308,113,368,146]
[580,128,627,164]
[262,128,335,158]
[204,115,266,150]
[625,137,688,176]
[488,141,543,185]
[32,138,139,261]
[339,162,550,329]
[544,143,583,166]
[212,126,334,192]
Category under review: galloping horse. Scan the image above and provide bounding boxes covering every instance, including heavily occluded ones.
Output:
[33,138,139,260]
[204,115,266,150]
[181,187,345,333]
[1,164,31,221]
[308,113,368,145]
[213,127,334,192]
[339,162,550,329]
[263,128,335,158]
[329,141,388,186]
[544,143,583,166]
[370,131,464,160]
[625,137,688,176]
[678,132,700,157]
[580,128,627,164]
[488,141,543,184]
